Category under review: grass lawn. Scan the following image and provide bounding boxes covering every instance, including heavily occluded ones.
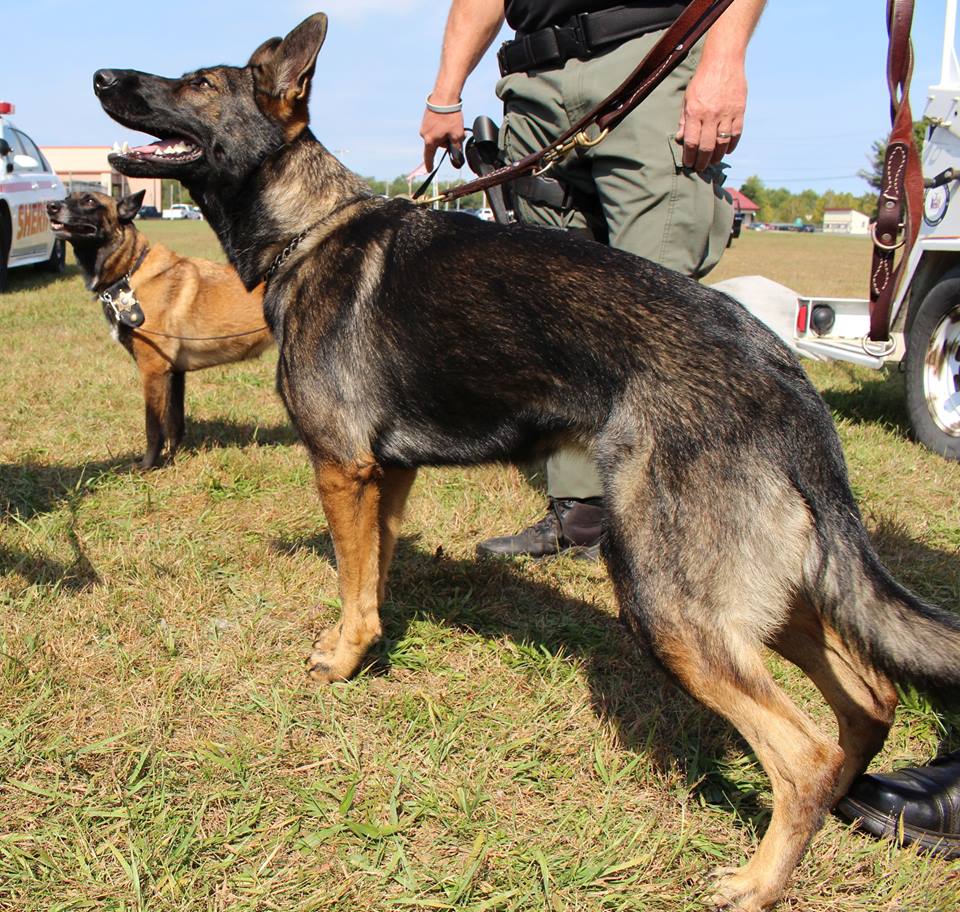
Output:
[0,223,958,911]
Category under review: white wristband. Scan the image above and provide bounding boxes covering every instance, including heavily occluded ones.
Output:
[425,96,462,115]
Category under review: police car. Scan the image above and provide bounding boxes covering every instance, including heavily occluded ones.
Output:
[0,102,66,292]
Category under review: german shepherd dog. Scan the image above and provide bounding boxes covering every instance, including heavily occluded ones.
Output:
[94,13,960,910]
[47,191,271,469]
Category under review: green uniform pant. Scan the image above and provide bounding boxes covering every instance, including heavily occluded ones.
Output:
[496,29,733,500]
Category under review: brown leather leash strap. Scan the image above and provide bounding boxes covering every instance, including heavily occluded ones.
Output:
[131,325,269,342]
[868,0,923,342]
[416,0,736,206]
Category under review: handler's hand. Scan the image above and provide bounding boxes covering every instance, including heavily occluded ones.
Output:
[675,57,746,172]
[421,108,466,171]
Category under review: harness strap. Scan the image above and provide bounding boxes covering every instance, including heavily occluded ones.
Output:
[868,0,923,342]
[417,0,735,207]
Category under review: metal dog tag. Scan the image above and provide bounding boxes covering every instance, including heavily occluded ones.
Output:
[115,287,145,327]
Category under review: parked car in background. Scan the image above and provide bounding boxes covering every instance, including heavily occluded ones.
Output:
[137,205,161,219]
[0,101,66,292]
[162,203,202,220]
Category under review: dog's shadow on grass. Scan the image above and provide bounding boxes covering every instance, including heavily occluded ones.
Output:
[183,417,300,453]
[817,365,911,436]
[276,524,960,834]
[0,456,129,591]
[273,531,773,830]
[0,456,135,522]
[0,540,99,593]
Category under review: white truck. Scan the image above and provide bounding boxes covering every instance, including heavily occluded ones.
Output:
[723,0,960,461]
[162,202,202,220]
[0,101,66,292]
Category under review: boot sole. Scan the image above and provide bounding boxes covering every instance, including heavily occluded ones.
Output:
[835,796,960,859]
[475,542,602,563]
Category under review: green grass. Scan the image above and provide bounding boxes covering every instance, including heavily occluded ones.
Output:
[0,227,958,911]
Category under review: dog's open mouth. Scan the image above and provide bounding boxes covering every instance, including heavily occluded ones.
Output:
[118,137,203,165]
[49,220,97,237]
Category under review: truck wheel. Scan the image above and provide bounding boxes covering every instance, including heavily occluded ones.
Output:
[43,237,66,274]
[905,276,960,460]
[0,212,10,293]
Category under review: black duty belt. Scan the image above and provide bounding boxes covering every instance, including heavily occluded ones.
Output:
[498,3,686,76]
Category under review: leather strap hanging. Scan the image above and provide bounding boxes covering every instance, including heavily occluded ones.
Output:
[868,0,924,342]
[416,0,736,206]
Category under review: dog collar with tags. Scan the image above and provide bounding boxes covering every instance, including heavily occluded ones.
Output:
[100,277,145,328]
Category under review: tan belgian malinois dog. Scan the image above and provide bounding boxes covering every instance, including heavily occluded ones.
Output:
[94,13,960,910]
[48,191,271,468]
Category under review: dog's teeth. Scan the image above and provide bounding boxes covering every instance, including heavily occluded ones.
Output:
[112,142,121,153]
[121,142,130,154]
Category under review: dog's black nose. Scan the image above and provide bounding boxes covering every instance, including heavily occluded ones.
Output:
[46,201,61,216]
[93,69,118,94]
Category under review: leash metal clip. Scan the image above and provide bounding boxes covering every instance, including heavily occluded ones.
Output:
[533,128,610,176]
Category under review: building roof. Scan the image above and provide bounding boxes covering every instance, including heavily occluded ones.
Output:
[729,188,759,212]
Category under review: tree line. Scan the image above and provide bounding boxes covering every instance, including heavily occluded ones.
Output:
[738,176,876,227]
[739,119,928,226]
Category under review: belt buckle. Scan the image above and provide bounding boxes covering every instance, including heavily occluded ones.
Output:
[552,22,586,64]
[572,13,589,49]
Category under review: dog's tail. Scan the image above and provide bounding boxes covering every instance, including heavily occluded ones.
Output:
[819,525,960,699]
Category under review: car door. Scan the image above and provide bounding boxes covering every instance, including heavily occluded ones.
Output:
[9,128,58,261]
[1,128,40,262]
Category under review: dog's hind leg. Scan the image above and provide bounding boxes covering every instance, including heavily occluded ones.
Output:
[307,457,393,683]
[639,615,844,912]
[771,597,898,800]
[164,370,186,458]
[606,475,844,909]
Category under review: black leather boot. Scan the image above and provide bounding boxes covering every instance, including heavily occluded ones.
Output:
[835,750,960,858]
[476,497,605,561]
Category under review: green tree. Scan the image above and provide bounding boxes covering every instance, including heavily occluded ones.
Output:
[159,179,193,208]
[857,118,931,192]
[739,175,765,207]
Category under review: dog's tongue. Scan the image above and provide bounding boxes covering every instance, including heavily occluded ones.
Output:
[132,138,196,156]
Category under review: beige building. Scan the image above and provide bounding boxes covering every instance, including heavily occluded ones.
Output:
[39,146,163,208]
[822,208,870,236]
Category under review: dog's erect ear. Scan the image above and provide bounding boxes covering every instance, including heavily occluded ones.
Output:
[252,13,328,104]
[117,189,146,222]
[248,36,282,69]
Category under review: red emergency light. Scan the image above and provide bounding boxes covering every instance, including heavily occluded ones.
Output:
[0,102,14,115]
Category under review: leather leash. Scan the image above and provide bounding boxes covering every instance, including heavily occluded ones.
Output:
[130,325,269,342]
[868,0,923,343]
[415,0,736,206]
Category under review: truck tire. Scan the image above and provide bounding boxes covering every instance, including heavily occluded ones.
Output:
[0,211,10,293]
[905,275,960,460]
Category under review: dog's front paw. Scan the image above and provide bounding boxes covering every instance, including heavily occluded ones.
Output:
[707,867,775,912]
[306,646,348,683]
[307,624,353,684]
[306,625,348,683]
[312,625,340,653]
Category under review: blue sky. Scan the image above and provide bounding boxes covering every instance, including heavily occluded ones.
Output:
[3,1,954,194]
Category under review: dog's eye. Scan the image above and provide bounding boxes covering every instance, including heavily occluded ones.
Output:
[190,75,213,90]
[82,196,96,208]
